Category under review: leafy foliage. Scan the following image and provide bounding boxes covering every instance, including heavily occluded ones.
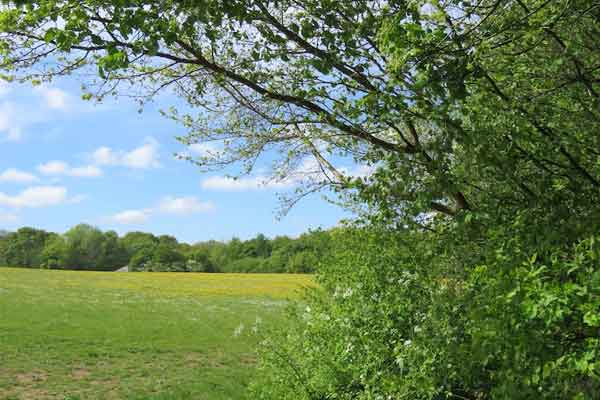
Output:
[254,223,600,399]
[0,225,332,273]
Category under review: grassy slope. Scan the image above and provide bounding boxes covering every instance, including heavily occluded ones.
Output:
[0,268,312,400]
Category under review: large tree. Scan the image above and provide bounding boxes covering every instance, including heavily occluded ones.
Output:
[0,227,50,267]
[2,1,598,222]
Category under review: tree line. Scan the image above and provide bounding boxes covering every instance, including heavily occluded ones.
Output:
[0,225,330,273]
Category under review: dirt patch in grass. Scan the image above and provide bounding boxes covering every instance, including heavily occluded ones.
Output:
[90,377,120,387]
[71,367,91,380]
[239,354,258,366]
[15,388,51,400]
[16,370,48,385]
[184,352,203,365]
[0,388,51,400]
[183,351,233,369]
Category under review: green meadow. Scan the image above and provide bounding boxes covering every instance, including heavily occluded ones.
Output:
[0,268,313,400]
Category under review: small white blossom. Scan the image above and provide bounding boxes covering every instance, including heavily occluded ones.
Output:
[233,323,245,337]
[344,342,354,354]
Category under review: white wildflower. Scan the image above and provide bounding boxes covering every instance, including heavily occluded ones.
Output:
[233,323,244,337]
[344,342,354,354]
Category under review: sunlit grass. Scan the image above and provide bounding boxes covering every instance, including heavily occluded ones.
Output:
[0,267,313,400]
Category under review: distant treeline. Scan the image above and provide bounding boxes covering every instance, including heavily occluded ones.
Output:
[0,225,331,273]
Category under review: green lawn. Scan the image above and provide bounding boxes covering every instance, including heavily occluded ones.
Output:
[0,268,312,400]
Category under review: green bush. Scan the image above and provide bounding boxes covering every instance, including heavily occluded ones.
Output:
[253,221,600,399]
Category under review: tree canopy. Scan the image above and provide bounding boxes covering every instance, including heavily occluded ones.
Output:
[4,0,597,220]
[0,224,331,273]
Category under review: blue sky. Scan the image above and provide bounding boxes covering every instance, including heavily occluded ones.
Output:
[0,78,352,243]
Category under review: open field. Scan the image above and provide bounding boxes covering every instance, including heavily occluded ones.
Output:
[0,268,313,400]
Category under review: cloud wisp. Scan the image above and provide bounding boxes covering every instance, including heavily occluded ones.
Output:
[91,138,161,170]
[0,84,75,141]
[38,161,103,178]
[201,175,293,191]
[35,138,163,181]
[200,158,374,192]
[158,196,215,215]
[107,196,215,225]
[0,186,81,208]
[34,85,71,111]
[110,209,152,224]
[0,101,24,141]
[0,168,39,184]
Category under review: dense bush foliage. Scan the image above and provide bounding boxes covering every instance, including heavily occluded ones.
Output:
[0,225,330,273]
[246,0,599,398]
[253,218,600,399]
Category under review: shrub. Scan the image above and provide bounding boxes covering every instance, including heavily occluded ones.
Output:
[253,221,600,399]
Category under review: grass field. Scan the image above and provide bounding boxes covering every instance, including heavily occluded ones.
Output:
[0,268,313,400]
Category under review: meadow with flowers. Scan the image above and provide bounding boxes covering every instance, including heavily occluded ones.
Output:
[0,267,313,399]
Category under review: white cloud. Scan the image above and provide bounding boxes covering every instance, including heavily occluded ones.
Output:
[35,86,70,111]
[109,209,151,225]
[91,147,119,165]
[345,164,375,179]
[200,157,321,191]
[38,160,68,175]
[0,186,70,208]
[201,175,292,191]
[69,165,103,178]
[176,141,223,160]
[0,102,23,141]
[190,142,220,156]
[123,139,160,168]
[0,168,39,184]
[0,83,80,141]
[38,161,102,178]
[108,195,214,224]
[158,196,215,215]
[201,158,374,192]
[91,138,160,169]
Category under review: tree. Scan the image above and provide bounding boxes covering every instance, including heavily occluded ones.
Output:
[150,241,186,271]
[63,224,105,270]
[0,0,476,218]
[0,227,50,267]
[2,0,597,223]
[97,230,129,271]
[120,231,158,258]
[129,246,154,272]
[242,233,272,258]
[40,233,67,269]
[187,249,217,273]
